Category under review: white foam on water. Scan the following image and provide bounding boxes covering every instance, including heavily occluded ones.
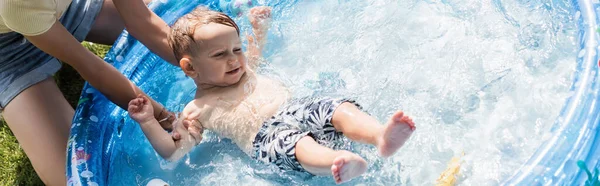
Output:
[263,0,576,184]
[110,0,577,185]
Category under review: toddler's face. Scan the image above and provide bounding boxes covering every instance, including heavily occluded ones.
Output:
[189,23,246,86]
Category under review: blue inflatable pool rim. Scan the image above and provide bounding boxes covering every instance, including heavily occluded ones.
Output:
[66,0,600,185]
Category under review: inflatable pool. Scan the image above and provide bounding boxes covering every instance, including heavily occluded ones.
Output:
[67,0,600,185]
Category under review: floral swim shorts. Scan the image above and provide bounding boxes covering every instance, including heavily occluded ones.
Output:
[251,97,363,172]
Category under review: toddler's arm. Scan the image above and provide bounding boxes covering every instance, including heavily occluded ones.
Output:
[247,6,272,69]
[128,95,200,161]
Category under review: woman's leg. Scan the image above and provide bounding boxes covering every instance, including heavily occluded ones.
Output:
[2,78,74,186]
[85,0,152,45]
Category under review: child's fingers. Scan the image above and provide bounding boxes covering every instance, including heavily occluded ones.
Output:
[257,6,271,11]
[250,7,271,18]
[263,7,271,14]
[251,6,265,13]
[136,98,144,106]
[128,99,137,107]
[135,94,148,104]
[130,99,139,107]
[140,95,149,104]
[257,10,270,18]
[129,105,139,112]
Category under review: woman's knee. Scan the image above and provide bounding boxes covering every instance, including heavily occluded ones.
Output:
[3,78,74,130]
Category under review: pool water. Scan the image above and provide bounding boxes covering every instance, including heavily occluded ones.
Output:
[106,0,578,185]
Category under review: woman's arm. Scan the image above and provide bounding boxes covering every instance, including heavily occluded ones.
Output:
[25,21,168,121]
[112,0,177,66]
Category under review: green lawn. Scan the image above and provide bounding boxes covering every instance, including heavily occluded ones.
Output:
[0,42,110,186]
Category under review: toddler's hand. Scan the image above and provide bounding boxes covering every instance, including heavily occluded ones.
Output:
[128,95,155,124]
[249,6,272,31]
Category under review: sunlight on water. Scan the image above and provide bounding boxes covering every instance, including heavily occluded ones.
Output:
[108,0,577,185]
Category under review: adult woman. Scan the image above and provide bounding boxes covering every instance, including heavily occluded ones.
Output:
[0,0,202,185]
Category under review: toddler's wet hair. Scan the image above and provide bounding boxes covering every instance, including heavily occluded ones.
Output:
[168,6,240,61]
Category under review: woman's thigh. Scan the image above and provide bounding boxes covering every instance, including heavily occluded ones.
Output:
[2,78,74,185]
[85,0,152,45]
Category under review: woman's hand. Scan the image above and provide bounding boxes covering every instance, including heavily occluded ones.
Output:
[183,119,204,145]
[170,118,204,145]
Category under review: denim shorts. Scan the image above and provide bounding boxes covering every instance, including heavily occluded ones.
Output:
[0,0,104,109]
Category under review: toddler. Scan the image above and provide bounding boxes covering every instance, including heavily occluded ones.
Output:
[128,6,416,184]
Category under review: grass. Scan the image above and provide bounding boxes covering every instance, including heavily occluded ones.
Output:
[0,42,110,186]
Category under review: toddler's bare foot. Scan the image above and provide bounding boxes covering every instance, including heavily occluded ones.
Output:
[330,151,367,184]
[378,111,416,157]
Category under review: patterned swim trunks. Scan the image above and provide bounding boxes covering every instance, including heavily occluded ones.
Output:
[251,97,363,172]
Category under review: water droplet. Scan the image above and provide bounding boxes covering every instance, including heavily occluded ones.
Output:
[81,171,94,178]
[532,165,545,174]
[90,116,98,122]
[146,178,170,186]
[578,49,586,58]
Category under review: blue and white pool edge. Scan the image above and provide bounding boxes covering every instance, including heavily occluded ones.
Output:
[503,0,600,185]
[66,0,600,185]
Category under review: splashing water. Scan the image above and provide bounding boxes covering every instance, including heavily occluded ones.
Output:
[108,0,577,185]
